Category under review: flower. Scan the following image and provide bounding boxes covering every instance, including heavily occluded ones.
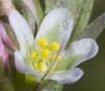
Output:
[6,5,98,84]
[0,20,14,65]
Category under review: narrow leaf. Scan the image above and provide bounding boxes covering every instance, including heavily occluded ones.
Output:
[70,0,94,41]
[78,12,105,39]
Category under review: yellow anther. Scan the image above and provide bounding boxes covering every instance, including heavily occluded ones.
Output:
[35,62,43,71]
[50,41,60,51]
[41,49,50,58]
[34,62,47,73]
[31,51,38,58]
[37,38,48,48]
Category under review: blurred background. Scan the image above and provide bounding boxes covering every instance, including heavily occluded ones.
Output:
[63,0,105,91]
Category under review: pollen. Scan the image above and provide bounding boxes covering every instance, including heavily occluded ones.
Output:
[34,62,47,72]
[41,49,50,58]
[37,37,48,48]
[50,41,60,51]
[31,51,38,58]
[35,62,43,72]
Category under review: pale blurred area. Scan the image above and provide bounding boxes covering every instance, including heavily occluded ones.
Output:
[64,0,105,91]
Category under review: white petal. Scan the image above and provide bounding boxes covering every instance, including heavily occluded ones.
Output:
[36,8,73,46]
[66,38,98,68]
[8,9,34,49]
[14,51,41,77]
[48,68,83,84]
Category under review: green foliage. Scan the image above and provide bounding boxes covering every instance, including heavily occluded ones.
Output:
[71,0,94,40]
[78,12,105,39]
[33,0,44,24]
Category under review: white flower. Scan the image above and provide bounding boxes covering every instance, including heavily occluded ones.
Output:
[7,7,98,84]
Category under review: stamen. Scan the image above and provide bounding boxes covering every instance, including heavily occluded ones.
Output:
[50,41,60,51]
[31,51,38,58]
[34,62,47,72]
[29,38,62,73]
[41,49,50,58]
[37,37,48,48]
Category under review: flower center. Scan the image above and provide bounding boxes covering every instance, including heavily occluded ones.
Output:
[28,37,62,73]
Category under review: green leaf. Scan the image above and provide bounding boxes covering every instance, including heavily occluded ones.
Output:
[71,0,94,37]
[77,12,105,39]
[32,0,44,24]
